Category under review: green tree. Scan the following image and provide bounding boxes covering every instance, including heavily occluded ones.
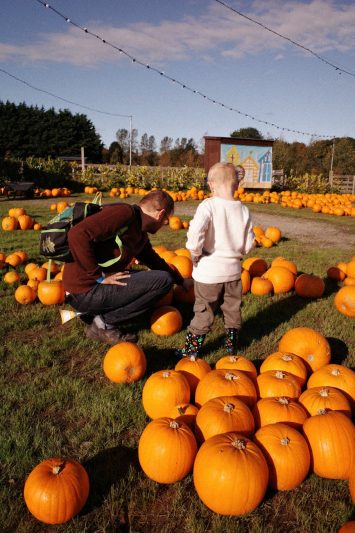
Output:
[230,127,264,139]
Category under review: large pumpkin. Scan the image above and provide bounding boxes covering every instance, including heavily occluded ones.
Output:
[193,432,269,515]
[195,369,257,408]
[306,364,355,407]
[195,396,255,443]
[264,266,295,293]
[260,352,307,386]
[242,257,268,278]
[24,458,89,524]
[256,370,301,400]
[38,280,65,305]
[253,396,308,430]
[169,255,193,278]
[295,273,325,299]
[334,286,355,318]
[138,417,197,484]
[299,386,352,418]
[150,306,183,336]
[278,327,331,373]
[303,410,355,479]
[175,356,211,395]
[103,342,147,383]
[271,257,297,275]
[250,277,273,296]
[142,369,190,419]
[254,422,310,491]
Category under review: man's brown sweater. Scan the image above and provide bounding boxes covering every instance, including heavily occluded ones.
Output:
[62,203,184,294]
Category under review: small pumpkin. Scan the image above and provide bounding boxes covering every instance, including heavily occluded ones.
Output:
[295,273,325,298]
[103,342,147,383]
[254,422,310,490]
[15,285,36,305]
[138,417,197,484]
[4,271,20,284]
[24,458,89,524]
[195,396,255,443]
[241,269,251,294]
[150,305,183,336]
[251,277,273,296]
[17,214,34,230]
[193,432,269,516]
[253,396,308,429]
[1,216,18,231]
[265,226,282,243]
[142,369,190,419]
[334,286,355,318]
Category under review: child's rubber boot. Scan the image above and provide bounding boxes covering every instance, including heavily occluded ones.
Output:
[175,331,206,358]
[224,328,239,355]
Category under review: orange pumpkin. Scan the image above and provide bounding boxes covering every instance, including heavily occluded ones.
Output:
[215,355,257,382]
[138,417,197,484]
[253,396,308,429]
[195,396,255,443]
[14,250,28,262]
[303,410,355,479]
[251,276,273,296]
[15,285,36,305]
[150,305,183,336]
[195,369,257,408]
[175,356,211,395]
[271,258,297,276]
[17,214,33,230]
[28,267,47,282]
[241,269,251,294]
[327,266,346,282]
[334,286,355,318]
[56,201,69,213]
[242,257,268,278]
[260,351,307,386]
[295,273,325,298]
[339,522,355,533]
[264,266,295,293]
[25,263,38,276]
[254,422,310,490]
[169,255,193,278]
[4,271,20,284]
[103,342,147,383]
[5,253,22,267]
[2,216,18,231]
[307,364,355,406]
[278,326,331,373]
[24,458,89,524]
[168,403,199,430]
[38,280,65,305]
[193,432,269,516]
[256,370,301,400]
[142,369,190,419]
[347,260,355,279]
[298,386,352,418]
[265,226,282,243]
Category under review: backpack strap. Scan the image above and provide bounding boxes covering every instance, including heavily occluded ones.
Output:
[97,226,128,267]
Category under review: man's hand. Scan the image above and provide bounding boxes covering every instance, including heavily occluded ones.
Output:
[102,271,131,286]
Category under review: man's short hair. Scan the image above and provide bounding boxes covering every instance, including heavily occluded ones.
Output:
[208,162,239,185]
[139,189,174,216]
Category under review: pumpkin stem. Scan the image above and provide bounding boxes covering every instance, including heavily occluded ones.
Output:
[46,259,52,282]
[281,354,293,361]
[188,355,197,362]
[281,437,290,446]
[331,368,341,376]
[224,403,235,413]
[169,420,180,429]
[225,372,239,381]
[177,406,185,415]
[52,462,65,475]
[228,356,238,362]
[319,388,330,397]
[278,397,289,405]
[275,370,286,379]
[162,371,171,378]
[232,439,246,450]
[317,408,327,415]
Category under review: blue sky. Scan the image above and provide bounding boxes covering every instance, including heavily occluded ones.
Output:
[0,0,354,150]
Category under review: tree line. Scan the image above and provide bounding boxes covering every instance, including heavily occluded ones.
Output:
[0,102,354,176]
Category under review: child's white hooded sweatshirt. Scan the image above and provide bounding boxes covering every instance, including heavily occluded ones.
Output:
[186,197,255,284]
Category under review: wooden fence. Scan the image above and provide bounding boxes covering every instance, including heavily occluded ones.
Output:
[329,173,355,194]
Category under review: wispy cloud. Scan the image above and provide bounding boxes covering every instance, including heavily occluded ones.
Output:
[0,0,354,67]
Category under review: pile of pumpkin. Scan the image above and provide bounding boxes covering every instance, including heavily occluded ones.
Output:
[327,258,355,319]
[34,187,72,198]
[101,326,355,520]
[1,207,42,231]
[253,225,282,248]
[2,254,65,306]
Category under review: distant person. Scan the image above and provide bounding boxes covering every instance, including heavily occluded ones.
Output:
[235,164,245,184]
[176,162,255,357]
[63,190,188,345]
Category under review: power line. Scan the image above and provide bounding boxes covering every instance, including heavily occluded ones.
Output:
[213,0,355,78]
[0,67,132,118]
[28,0,336,138]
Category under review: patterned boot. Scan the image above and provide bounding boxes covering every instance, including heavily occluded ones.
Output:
[224,328,239,355]
[175,331,206,359]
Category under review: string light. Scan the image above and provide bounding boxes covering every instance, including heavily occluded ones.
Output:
[0,67,132,118]
[213,0,355,78]
[29,0,338,138]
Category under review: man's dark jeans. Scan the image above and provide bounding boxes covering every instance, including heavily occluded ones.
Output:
[66,270,174,327]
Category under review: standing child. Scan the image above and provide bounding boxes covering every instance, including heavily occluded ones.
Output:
[177,162,255,357]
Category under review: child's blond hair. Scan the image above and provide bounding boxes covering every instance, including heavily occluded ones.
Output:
[207,162,239,186]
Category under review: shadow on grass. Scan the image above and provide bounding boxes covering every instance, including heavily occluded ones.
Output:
[83,445,138,517]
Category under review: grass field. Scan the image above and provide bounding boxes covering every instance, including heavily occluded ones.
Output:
[0,194,354,532]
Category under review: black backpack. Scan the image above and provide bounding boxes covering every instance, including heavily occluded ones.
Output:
[39,193,103,262]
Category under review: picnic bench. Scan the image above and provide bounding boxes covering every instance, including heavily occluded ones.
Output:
[0,181,35,200]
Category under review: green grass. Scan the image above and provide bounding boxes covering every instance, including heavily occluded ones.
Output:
[0,194,354,532]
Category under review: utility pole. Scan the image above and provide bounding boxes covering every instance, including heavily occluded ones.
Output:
[329,139,335,187]
[129,115,133,169]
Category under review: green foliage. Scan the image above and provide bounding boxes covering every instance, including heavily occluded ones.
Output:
[0,155,73,188]
[230,127,264,139]
[0,100,103,161]
[272,171,334,193]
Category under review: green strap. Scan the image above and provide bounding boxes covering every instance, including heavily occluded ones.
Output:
[92,192,102,205]
[98,226,128,267]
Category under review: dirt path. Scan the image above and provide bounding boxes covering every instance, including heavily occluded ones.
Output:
[174,204,354,250]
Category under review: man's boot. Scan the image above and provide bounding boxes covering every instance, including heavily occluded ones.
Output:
[224,328,239,355]
[176,331,206,358]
